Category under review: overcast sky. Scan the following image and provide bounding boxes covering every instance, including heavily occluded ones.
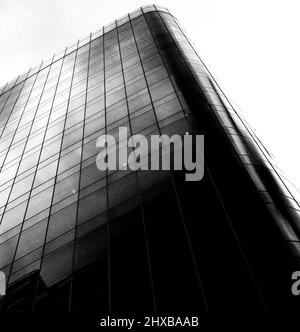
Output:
[0,0,299,192]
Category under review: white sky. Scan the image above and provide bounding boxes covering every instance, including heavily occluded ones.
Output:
[0,0,299,191]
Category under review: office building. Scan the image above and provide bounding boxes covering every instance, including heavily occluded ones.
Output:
[0,5,300,312]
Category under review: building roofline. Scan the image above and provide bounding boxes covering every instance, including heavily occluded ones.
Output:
[0,4,176,99]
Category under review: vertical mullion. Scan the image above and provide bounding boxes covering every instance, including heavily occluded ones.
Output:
[0,82,9,112]
[69,34,92,312]
[103,26,112,314]
[136,13,189,120]
[115,19,157,312]
[128,15,161,135]
[30,43,80,310]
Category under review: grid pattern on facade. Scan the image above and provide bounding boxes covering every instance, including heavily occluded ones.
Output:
[0,6,206,312]
[1,4,300,312]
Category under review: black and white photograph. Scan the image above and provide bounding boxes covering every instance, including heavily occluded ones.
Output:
[0,0,300,321]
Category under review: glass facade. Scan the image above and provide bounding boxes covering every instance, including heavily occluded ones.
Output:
[0,5,300,312]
